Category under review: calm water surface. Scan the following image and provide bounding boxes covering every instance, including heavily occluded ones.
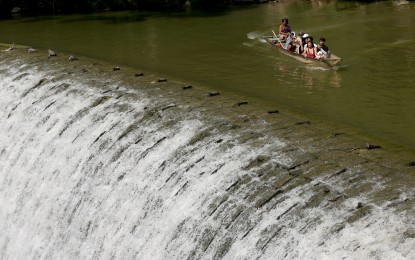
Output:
[1,0,415,152]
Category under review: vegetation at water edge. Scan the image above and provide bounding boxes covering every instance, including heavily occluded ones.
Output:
[0,0,270,18]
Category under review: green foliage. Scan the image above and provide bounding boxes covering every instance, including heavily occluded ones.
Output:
[0,0,234,17]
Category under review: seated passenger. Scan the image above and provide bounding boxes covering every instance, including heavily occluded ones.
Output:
[302,34,311,51]
[303,35,318,50]
[303,41,317,59]
[287,41,297,53]
[297,32,306,54]
[278,18,291,41]
[285,32,296,49]
[316,37,330,59]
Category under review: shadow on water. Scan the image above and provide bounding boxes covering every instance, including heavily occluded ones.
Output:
[9,4,262,25]
[13,11,154,24]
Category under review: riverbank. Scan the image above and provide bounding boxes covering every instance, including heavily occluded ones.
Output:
[0,0,269,18]
[1,43,414,258]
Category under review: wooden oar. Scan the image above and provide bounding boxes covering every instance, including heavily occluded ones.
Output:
[272,29,278,39]
[272,30,283,48]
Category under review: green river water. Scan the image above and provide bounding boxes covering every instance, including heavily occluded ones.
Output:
[1,0,415,153]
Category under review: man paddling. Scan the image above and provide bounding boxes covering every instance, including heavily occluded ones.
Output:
[278,18,291,41]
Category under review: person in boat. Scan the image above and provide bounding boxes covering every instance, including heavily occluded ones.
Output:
[285,31,296,49]
[287,41,298,53]
[316,37,330,59]
[278,18,291,41]
[303,35,318,49]
[302,34,312,53]
[297,32,306,54]
[303,41,318,59]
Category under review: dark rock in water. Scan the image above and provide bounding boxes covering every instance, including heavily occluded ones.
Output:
[327,194,343,202]
[322,185,331,193]
[115,94,125,100]
[268,110,279,114]
[68,55,78,61]
[48,49,57,57]
[81,68,88,73]
[366,144,381,150]
[117,173,126,181]
[346,205,372,223]
[331,223,346,233]
[288,169,302,177]
[183,85,192,90]
[209,92,220,97]
[237,101,248,106]
[296,121,311,125]
[113,67,121,71]
[403,228,415,239]
[356,202,364,209]
[256,155,269,163]
[409,161,415,166]
[134,72,144,77]
[157,78,167,82]
[332,132,345,137]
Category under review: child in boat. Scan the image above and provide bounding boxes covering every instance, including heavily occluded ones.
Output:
[297,32,306,54]
[284,32,296,49]
[303,35,318,49]
[303,41,317,59]
[316,37,330,59]
[287,41,297,53]
[278,18,291,41]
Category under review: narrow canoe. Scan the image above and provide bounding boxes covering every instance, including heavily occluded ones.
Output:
[262,36,343,67]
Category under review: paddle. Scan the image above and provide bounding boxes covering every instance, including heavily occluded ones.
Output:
[272,30,283,48]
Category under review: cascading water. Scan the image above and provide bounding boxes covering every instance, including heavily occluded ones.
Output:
[1,47,414,259]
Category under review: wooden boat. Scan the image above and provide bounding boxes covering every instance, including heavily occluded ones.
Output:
[262,35,343,67]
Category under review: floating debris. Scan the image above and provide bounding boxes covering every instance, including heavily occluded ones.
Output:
[157,78,167,82]
[268,110,279,114]
[332,132,345,137]
[295,121,311,125]
[48,49,57,57]
[68,55,78,61]
[183,85,192,90]
[113,67,121,71]
[27,48,37,53]
[237,101,248,106]
[209,92,220,97]
[161,104,176,111]
[366,144,381,150]
[5,43,15,51]
[134,72,144,77]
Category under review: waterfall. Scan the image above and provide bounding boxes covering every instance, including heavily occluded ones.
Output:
[1,50,414,259]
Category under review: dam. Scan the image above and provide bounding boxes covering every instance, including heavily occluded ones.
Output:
[0,45,414,259]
